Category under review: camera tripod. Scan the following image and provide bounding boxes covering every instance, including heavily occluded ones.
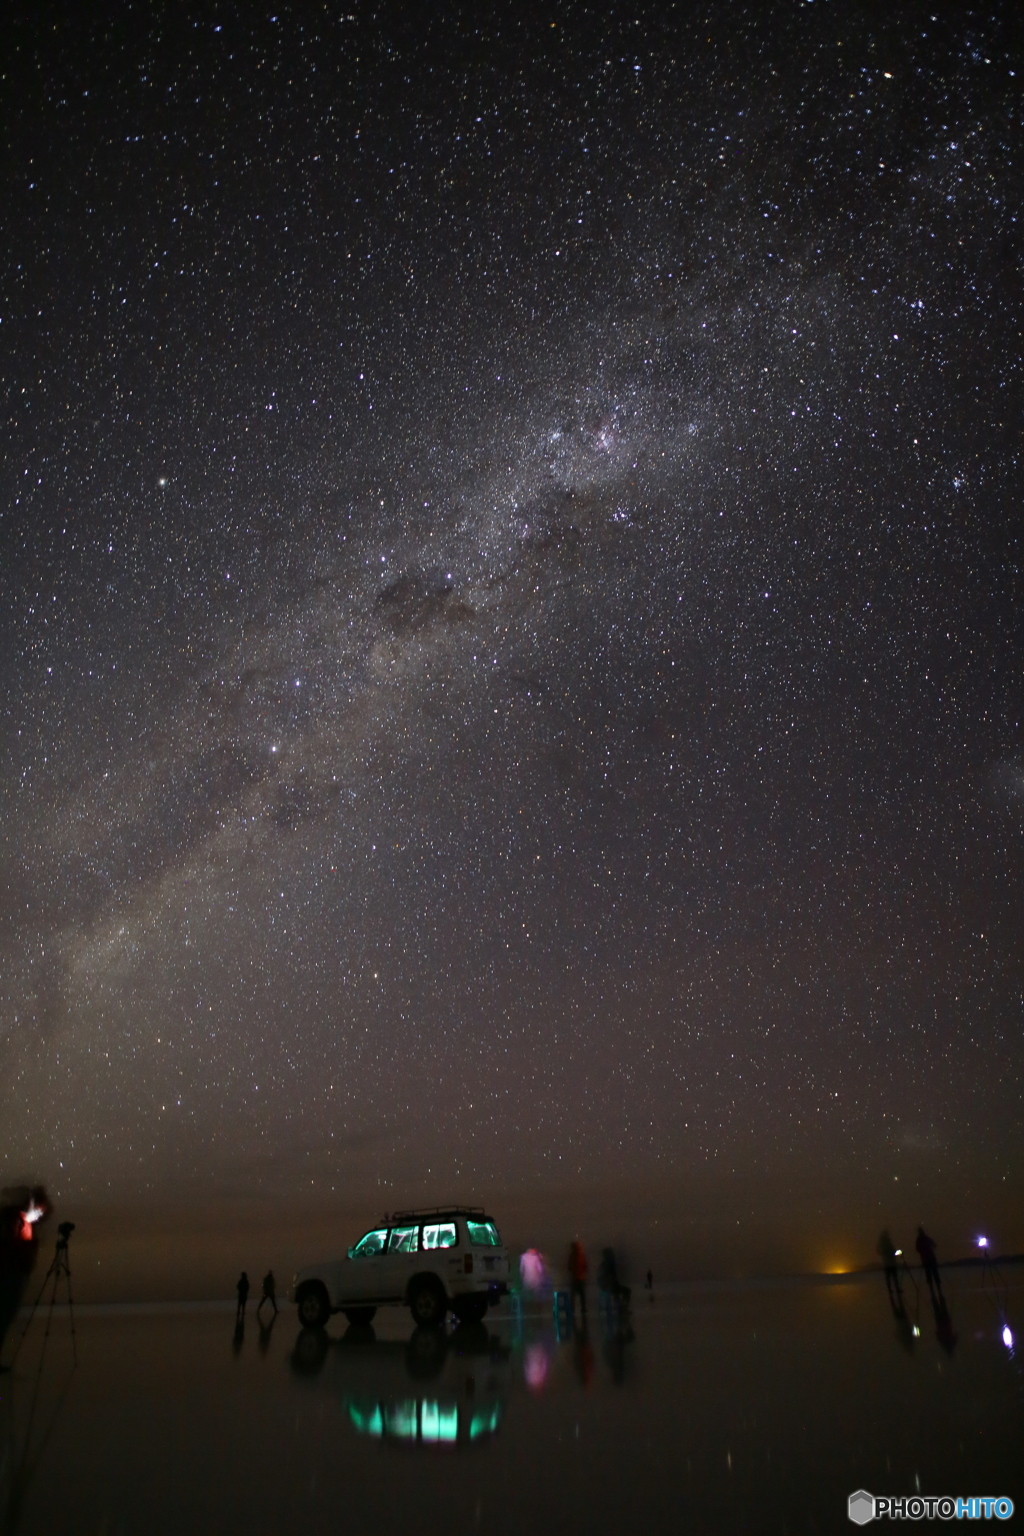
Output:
[10,1221,78,1371]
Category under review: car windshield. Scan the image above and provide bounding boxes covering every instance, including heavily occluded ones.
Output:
[421,1222,457,1250]
[350,1228,388,1258]
[466,1220,501,1247]
[387,1225,419,1254]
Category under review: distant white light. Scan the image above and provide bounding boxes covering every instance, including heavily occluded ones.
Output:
[912,1325,921,1338]
[1002,1325,1013,1349]
[977,1236,989,1249]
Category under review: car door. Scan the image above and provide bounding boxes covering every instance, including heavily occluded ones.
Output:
[341,1227,389,1302]
[421,1220,460,1290]
[377,1223,420,1299]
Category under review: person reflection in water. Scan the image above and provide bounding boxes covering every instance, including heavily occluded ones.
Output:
[931,1290,958,1357]
[568,1240,588,1326]
[914,1226,944,1304]
[891,1292,917,1356]
[573,1329,595,1388]
[876,1230,902,1306]
[236,1271,250,1323]
[257,1270,278,1319]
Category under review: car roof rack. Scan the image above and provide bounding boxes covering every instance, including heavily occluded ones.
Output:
[382,1205,489,1223]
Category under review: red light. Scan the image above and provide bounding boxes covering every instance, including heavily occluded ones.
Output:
[18,1201,44,1241]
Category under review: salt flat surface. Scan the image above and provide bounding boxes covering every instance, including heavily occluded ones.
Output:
[1,1272,1021,1534]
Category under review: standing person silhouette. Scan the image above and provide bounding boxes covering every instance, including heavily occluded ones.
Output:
[0,1187,50,1370]
[568,1240,588,1325]
[236,1271,250,1323]
[915,1226,944,1302]
[876,1230,902,1306]
[597,1247,631,1313]
[257,1269,278,1319]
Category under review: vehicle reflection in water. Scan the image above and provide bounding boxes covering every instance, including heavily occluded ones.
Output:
[289,1321,510,1449]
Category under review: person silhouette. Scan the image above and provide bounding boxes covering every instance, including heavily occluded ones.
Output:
[257,1269,278,1319]
[914,1226,943,1303]
[0,1187,50,1371]
[876,1230,902,1306]
[597,1247,631,1319]
[568,1240,588,1325]
[236,1271,250,1323]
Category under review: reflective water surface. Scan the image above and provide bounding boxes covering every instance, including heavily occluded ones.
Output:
[2,1271,1021,1534]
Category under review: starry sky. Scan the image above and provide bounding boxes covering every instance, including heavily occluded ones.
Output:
[2,1,1022,1280]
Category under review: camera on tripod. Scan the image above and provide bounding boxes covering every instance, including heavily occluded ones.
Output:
[57,1222,75,1247]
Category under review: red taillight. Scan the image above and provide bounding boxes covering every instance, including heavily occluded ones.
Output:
[464,1253,473,1274]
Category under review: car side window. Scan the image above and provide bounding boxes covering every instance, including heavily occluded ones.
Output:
[421,1222,457,1250]
[350,1228,388,1258]
[467,1220,501,1247]
[387,1225,419,1254]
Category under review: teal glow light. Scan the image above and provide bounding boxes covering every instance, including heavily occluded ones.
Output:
[420,1401,459,1444]
[468,1405,503,1440]
[385,1401,418,1440]
[347,1403,384,1437]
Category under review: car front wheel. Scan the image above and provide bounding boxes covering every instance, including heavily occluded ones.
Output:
[296,1283,331,1330]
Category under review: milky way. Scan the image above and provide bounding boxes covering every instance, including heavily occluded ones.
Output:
[1,3,1021,1223]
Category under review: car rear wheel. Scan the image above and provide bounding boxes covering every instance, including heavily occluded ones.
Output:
[296,1283,331,1330]
[343,1306,377,1326]
[408,1278,447,1328]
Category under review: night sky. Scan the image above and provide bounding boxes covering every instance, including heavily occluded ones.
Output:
[2,2,1022,1282]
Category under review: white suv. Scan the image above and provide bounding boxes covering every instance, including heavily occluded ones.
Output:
[292,1206,510,1329]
